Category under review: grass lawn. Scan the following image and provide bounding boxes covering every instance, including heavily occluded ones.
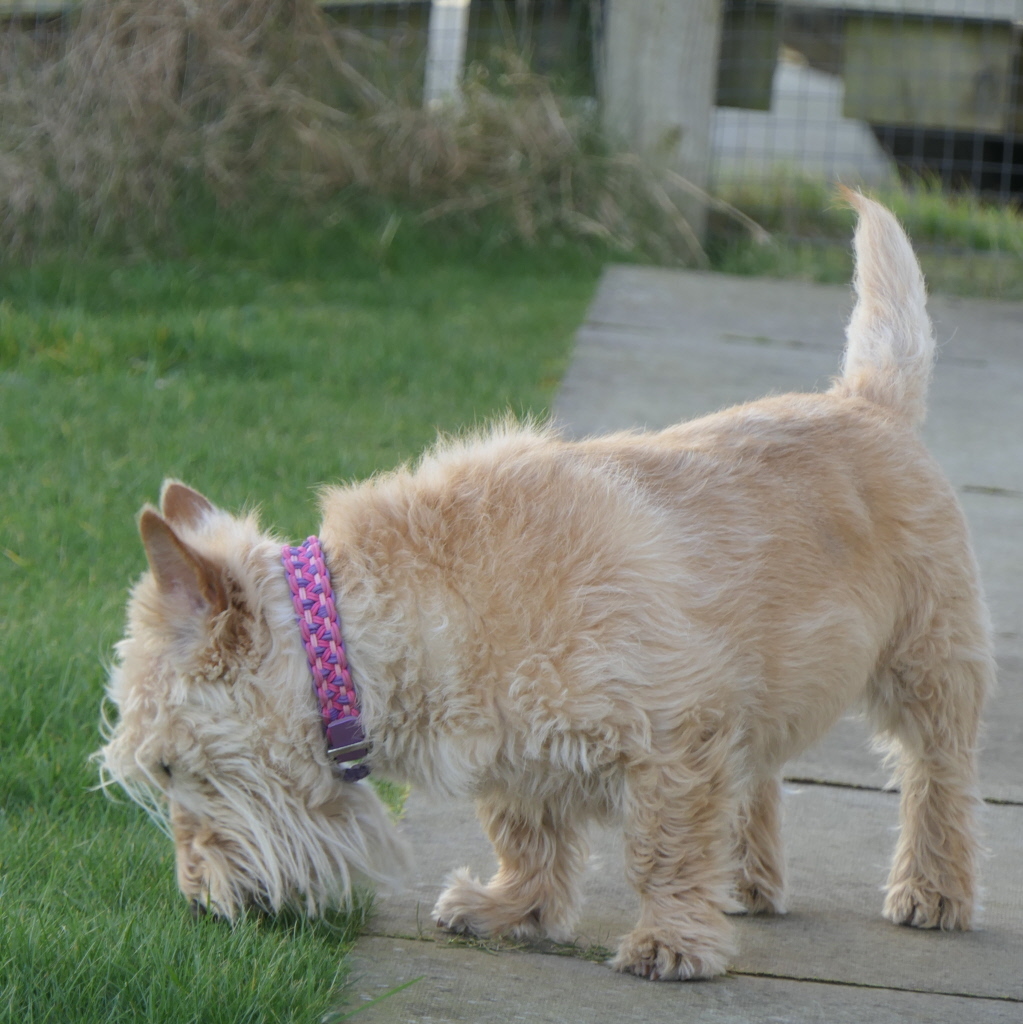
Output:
[0,213,603,1024]
[711,177,1023,301]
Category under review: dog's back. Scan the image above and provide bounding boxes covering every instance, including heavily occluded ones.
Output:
[565,194,980,769]
[329,195,977,778]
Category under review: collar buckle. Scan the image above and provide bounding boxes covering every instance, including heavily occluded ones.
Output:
[326,717,371,763]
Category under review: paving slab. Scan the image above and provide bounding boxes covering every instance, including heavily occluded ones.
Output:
[558,267,1023,493]
[369,785,1023,1003]
[346,937,1020,1024]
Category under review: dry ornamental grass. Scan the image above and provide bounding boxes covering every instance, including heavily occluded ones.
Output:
[0,0,758,260]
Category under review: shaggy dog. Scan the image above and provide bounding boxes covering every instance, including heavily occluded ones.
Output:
[98,192,992,981]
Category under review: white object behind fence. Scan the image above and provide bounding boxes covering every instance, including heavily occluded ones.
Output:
[424,0,472,108]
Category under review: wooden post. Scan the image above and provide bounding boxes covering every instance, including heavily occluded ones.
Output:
[601,0,724,242]
[424,0,472,109]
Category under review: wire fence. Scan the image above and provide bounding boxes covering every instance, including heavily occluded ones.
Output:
[714,0,1023,199]
[0,1,598,102]
[1,0,1020,220]
[329,0,1023,201]
[317,0,1022,203]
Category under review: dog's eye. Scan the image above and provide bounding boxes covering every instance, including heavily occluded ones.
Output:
[159,762,173,779]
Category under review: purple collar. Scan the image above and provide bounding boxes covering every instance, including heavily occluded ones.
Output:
[281,536,370,783]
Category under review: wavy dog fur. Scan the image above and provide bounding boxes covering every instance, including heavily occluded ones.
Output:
[98,192,991,980]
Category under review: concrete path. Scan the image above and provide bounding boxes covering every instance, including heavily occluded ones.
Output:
[348,267,1023,1022]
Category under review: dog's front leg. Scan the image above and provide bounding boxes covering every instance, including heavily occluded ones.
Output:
[611,752,737,981]
[433,794,587,943]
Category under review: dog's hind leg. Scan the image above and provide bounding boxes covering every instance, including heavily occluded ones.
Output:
[733,773,786,915]
[611,733,738,980]
[869,599,992,931]
[432,795,587,943]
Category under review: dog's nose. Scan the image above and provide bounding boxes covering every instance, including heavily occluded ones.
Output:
[190,898,207,921]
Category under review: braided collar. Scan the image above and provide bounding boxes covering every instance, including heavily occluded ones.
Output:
[281,536,370,783]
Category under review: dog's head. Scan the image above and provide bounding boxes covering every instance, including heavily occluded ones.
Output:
[96,481,407,920]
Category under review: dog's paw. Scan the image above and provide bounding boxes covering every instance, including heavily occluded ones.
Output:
[731,878,786,916]
[433,868,494,937]
[432,867,555,941]
[609,928,730,982]
[883,880,973,931]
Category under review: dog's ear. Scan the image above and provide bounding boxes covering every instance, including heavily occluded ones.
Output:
[160,481,216,528]
[139,507,228,616]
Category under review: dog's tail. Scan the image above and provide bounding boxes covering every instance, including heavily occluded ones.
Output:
[834,188,935,428]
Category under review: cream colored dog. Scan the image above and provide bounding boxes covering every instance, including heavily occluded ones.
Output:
[98,192,992,981]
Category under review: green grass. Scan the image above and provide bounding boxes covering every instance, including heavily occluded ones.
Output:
[710,176,1023,300]
[0,208,603,1024]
